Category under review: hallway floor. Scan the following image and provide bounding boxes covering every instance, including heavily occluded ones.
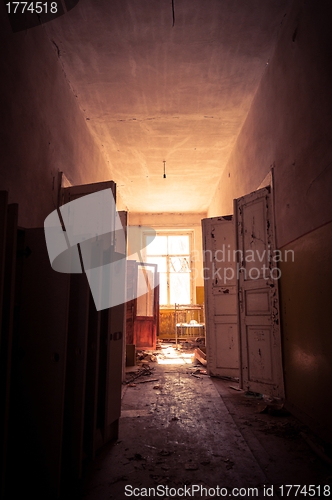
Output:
[83,353,332,500]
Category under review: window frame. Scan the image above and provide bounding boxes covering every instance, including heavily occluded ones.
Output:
[142,230,194,308]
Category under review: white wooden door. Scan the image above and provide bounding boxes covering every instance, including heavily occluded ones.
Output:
[202,216,239,378]
[235,186,284,398]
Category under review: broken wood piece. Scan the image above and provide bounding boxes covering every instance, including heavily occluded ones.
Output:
[194,347,207,366]
[136,378,159,384]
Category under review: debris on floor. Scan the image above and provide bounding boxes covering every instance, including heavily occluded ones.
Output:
[244,390,263,399]
[229,385,242,391]
[135,378,159,385]
[125,364,154,384]
[85,364,332,500]
[137,350,159,363]
[218,375,240,382]
[193,346,207,366]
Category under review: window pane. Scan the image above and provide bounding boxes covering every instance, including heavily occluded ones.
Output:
[145,235,167,255]
[168,235,189,255]
[144,256,167,273]
[169,256,190,272]
[170,273,190,304]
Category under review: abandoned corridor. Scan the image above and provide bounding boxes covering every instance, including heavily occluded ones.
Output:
[83,354,331,500]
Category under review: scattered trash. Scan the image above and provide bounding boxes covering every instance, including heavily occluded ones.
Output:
[244,391,263,399]
[191,372,201,379]
[125,365,154,384]
[128,383,137,387]
[170,416,179,421]
[153,385,161,389]
[136,378,159,384]
[229,385,242,391]
[137,350,160,363]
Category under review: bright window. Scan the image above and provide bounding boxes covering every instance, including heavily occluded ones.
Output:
[144,233,192,306]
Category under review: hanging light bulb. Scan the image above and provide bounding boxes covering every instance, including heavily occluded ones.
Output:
[163,160,166,178]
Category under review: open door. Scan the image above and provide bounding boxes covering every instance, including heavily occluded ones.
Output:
[202,216,239,378]
[235,186,284,398]
[134,263,158,350]
[59,179,126,461]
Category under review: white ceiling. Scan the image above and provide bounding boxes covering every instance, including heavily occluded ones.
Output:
[46,0,290,213]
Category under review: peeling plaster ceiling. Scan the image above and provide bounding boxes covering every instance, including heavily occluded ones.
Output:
[46,0,290,213]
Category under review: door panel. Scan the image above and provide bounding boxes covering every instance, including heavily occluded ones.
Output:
[235,186,284,398]
[202,216,239,377]
[84,300,101,461]
[17,228,70,496]
[134,263,158,350]
[60,178,116,205]
[62,273,90,483]
[59,181,126,456]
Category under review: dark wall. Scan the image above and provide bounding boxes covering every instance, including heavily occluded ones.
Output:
[0,5,111,228]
